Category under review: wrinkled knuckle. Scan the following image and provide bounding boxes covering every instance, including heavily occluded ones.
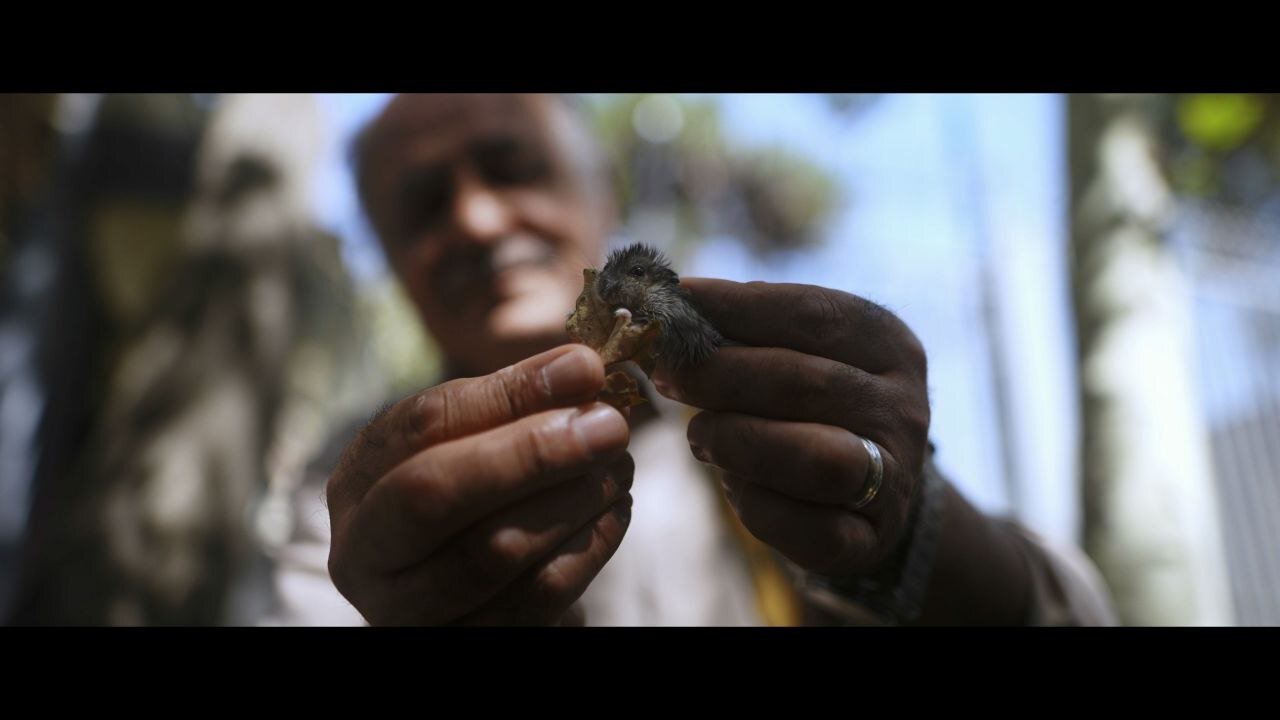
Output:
[486,527,533,572]
[493,363,532,417]
[456,533,516,595]
[811,363,859,419]
[471,528,523,579]
[799,287,847,342]
[862,400,899,441]
[519,421,563,478]
[409,389,445,447]
[535,561,579,606]
[393,459,451,525]
[824,361,863,398]
[902,401,931,441]
[792,357,827,406]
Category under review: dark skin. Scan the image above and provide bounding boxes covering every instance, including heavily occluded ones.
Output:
[327,93,1034,625]
[327,344,633,624]
[653,279,1032,624]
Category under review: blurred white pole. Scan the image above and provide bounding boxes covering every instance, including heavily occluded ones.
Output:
[1069,94,1234,625]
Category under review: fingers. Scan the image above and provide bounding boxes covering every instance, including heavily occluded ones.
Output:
[655,345,910,435]
[338,402,629,576]
[678,277,926,376]
[367,453,634,625]
[687,412,874,507]
[558,603,587,627]
[719,473,878,577]
[454,496,634,625]
[328,344,605,514]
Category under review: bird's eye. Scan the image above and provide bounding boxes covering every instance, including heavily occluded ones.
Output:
[628,266,645,278]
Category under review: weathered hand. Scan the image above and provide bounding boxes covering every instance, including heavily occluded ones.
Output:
[652,279,931,578]
[326,344,634,625]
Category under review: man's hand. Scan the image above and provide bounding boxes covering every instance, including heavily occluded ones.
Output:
[652,279,931,579]
[326,344,634,625]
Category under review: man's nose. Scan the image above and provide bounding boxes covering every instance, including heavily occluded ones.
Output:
[452,174,514,243]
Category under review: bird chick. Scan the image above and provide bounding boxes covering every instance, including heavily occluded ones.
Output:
[595,243,723,369]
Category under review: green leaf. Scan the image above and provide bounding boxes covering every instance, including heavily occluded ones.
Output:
[1177,94,1265,152]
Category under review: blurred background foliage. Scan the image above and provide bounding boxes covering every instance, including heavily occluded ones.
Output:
[581,93,842,257]
[1167,93,1280,210]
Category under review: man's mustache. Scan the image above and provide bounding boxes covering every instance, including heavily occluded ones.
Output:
[431,235,559,297]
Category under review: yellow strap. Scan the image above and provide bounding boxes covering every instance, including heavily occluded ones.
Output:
[709,471,803,627]
[667,401,803,626]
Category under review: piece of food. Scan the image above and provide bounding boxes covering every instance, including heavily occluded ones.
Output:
[593,244,722,370]
[566,268,662,409]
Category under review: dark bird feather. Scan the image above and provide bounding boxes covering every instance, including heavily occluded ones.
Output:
[595,243,723,369]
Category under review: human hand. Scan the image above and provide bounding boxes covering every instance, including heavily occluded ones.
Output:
[652,279,931,579]
[326,344,633,625]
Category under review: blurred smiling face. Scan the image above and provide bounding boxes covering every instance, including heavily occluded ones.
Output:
[360,94,612,375]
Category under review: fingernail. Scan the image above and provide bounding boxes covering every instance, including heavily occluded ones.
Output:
[571,405,628,455]
[542,348,596,401]
[721,480,738,505]
[652,377,683,402]
[615,495,633,524]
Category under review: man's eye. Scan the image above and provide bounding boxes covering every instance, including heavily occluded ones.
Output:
[396,167,450,239]
[487,158,547,185]
[475,139,550,186]
[628,266,645,278]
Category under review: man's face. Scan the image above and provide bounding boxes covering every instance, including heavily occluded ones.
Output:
[361,94,610,375]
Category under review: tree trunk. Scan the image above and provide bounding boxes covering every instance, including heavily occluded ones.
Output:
[1068,93,1234,625]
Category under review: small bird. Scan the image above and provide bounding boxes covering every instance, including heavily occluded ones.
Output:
[595,243,723,369]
